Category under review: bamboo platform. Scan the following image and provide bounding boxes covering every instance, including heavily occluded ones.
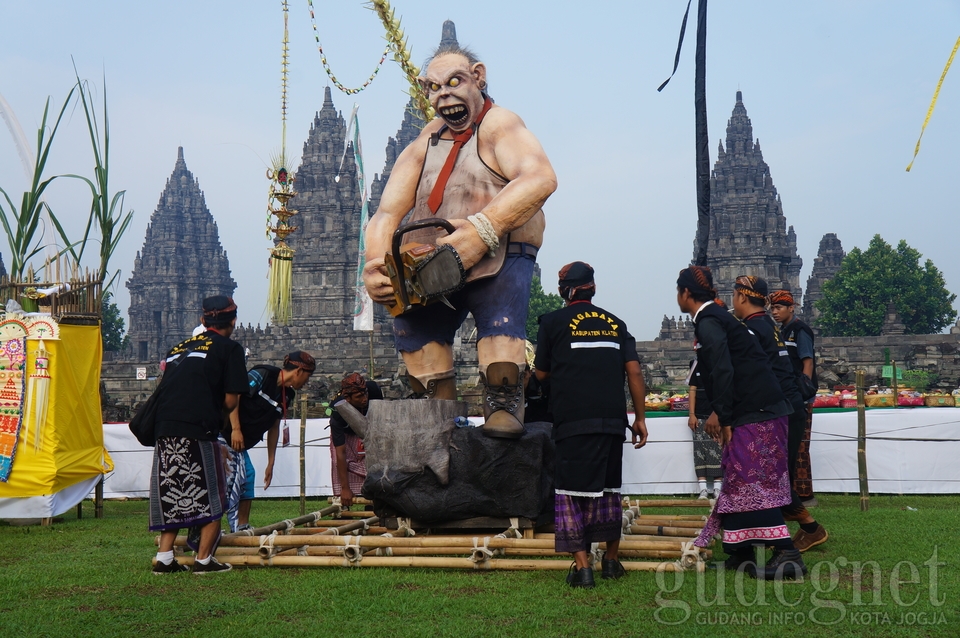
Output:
[166,497,715,573]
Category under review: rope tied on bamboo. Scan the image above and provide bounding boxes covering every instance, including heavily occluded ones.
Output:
[397,518,415,537]
[675,541,704,572]
[376,533,394,557]
[470,537,495,566]
[333,502,343,518]
[622,509,636,533]
[281,519,295,530]
[342,536,363,565]
[259,533,278,559]
[296,545,309,556]
[590,543,605,567]
[495,519,522,540]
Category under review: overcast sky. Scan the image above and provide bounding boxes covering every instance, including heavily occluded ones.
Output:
[2,1,959,339]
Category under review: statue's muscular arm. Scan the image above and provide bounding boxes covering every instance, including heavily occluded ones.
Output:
[362,121,443,305]
[436,108,557,268]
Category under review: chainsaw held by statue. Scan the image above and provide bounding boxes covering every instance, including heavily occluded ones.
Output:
[384,219,469,317]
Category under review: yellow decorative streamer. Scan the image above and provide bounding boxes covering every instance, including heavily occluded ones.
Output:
[367,0,435,121]
[906,35,960,172]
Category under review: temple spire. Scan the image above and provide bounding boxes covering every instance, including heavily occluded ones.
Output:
[440,20,458,47]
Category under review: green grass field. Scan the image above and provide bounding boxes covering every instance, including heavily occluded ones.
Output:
[1,495,956,637]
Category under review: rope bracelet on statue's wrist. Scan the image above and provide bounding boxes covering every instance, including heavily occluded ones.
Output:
[466,212,500,256]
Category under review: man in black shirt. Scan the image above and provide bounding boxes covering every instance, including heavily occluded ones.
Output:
[770,289,819,508]
[328,373,382,507]
[223,351,315,532]
[733,278,828,553]
[677,267,805,580]
[149,296,248,575]
[535,262,647,588]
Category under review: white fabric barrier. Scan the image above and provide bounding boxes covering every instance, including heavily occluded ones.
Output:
[624,408,960,495]
[0,475,103,519]
[98,408,960,499]
[102,420,335,499]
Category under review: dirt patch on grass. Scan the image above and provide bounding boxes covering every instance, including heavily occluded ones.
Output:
[446,585,483,598]
[38,585,108,599]
[395,582,422,591]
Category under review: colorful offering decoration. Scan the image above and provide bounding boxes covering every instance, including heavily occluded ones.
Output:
[266,2,298,325]
[267,161,297,325]
[0,314,58,481]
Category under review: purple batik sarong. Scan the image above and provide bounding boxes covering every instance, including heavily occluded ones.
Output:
[695,416,792,548]
[554,492,622,554]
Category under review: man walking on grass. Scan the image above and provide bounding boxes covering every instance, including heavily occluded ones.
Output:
[769,290,819,510]
[733,279,828,553]
[535,262,647,588]
[678,267,806,580]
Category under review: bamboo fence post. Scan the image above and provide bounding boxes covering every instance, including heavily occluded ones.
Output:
[856,369,870,511]
[891,360,898,408]
[95,475,103,519]
[299,393,307,516]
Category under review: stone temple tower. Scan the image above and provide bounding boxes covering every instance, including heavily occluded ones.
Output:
[802,232,845,321]
[126,147,236,361]
[703,91,803,305]
[286,86,366,323]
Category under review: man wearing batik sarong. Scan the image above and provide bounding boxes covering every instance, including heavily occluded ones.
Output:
[677,266,806,580]
[732,277,828,553]
[148,296,248,575]
[329,373,382,507]
[535,262,647,588]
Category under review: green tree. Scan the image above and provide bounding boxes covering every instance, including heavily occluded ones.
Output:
[526,275,564,342]
[816,235,957,336]
[101,291,128,352]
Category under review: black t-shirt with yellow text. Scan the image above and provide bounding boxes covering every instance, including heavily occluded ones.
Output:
[154,331,248,441]
[534,302,639,440]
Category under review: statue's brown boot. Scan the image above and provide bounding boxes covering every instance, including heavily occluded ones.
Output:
[480,362,525,439]
[408,372,458,400]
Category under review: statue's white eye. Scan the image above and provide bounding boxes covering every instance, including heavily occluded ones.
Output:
[429,82,441,92]
[448,77,460,88]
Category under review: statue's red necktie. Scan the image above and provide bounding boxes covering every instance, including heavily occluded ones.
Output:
[427,98,493,215]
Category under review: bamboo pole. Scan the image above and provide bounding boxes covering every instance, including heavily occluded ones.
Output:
[286,526,391,535]
[891,359,898,408]
[535,533,701,545]
[179,554,696,572]
[299,393,307,516]
[629,524,703,538]
[217,535,691,551]
[628,519,705,529]
[95,476,103,519]
[213,546,710,560]
[623,499,714,508]
[331,510,382,518]
[220,505,340,539]
[856,369,870,512]
[258,517,378,558]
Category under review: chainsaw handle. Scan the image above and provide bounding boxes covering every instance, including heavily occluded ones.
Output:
[391,219,457,311]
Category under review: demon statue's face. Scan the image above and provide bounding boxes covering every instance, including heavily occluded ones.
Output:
[420,54,487,133]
